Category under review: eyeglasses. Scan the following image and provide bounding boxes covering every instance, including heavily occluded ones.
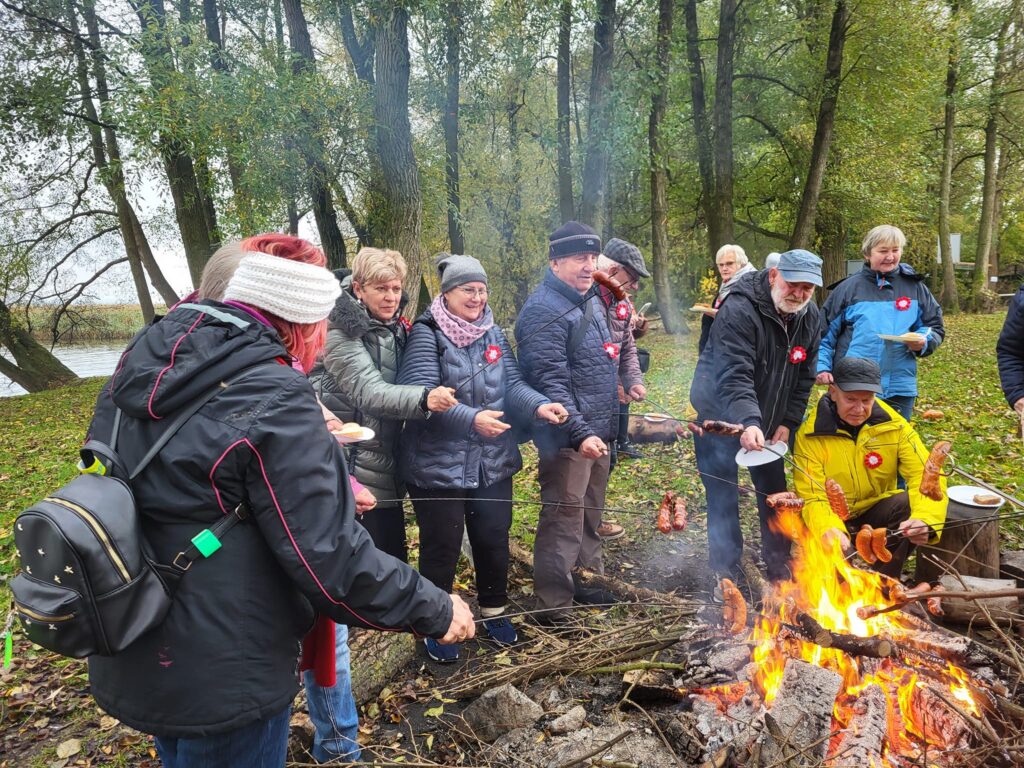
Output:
[458,287,489,298]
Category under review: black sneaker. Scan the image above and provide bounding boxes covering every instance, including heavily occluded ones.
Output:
[616,440,641,459]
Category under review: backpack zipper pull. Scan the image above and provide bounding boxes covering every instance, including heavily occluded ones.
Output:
[2,609,14,669]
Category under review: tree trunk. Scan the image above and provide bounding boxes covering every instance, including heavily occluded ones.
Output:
[443,0,464,253]
[990,137,1009,278]
[937,0,960,313]
[790,0,848,250]
[683,0,717,258]
[971,7,1015,305]
[282,0,348,270]
[711,0,737,248]
[367,4,424,312]
[649,0,683,334]
[0,299,78,392]
[556,0,574,222]
[579,0,615,231]
[134,0,220,285]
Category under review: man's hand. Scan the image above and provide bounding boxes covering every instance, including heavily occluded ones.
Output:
[437,594,476,645]
[740,426,765,452]
[899,518,931,545]
[473,410,511,438]
[536,402,569,424]
[770,425,790,445]
[617,384,628,404]
[628,384,647,402]
[815,371,833,385]
[579,435,608,459]
[1015,397,1024,417]
[354,487,377,515]
[634,314,649,334]
[427,386,458,412]
[822,528,851,553]
[904,337,927,353]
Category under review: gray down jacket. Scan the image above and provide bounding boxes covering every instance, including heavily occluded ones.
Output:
[308,277,427,503]
[397,307,549,489]
[514,269,619,453]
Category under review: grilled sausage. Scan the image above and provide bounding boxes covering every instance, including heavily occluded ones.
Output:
[919,440,952,501]
[855,525,877,564]
[824,478,851,521]
[701,420,745,436]
[592,270,627,301]
[766,492,805,511]
[720,578,747,634]
[871,527,893,563]
[657,492,673,534]
[672,495,688,531]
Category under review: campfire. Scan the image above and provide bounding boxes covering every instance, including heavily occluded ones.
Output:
[692,508,1015,767]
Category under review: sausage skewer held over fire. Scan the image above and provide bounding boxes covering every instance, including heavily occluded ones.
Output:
[591,270,627,301]
[656,492,673,534]
[919,440,952,502]
[720,578,747,634]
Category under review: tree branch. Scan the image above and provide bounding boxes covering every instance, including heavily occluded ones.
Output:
[735,218,789,242]
[735,72,808,101]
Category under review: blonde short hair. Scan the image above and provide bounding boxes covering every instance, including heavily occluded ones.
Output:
[198,241,246,300]
[352,247,407,286]
[715,244,748,267]
[861,225,906,257]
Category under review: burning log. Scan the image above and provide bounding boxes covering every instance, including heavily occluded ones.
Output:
[904,680,972,750]
[790,610,894,658]
[758,658,843,767]
[827,684,887,767]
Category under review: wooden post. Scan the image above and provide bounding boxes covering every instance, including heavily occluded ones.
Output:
[915,499,1000,582]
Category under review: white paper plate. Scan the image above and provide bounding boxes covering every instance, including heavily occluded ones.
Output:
[878,332,926,343]
[735,441,788,467]
[947,485,1006,509]
[332,426,375,445]
[644,413,674,423]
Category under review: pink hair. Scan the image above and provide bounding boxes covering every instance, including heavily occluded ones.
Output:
[240,233,328,373]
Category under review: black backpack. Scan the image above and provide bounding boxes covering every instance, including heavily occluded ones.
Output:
[9,367,260,658]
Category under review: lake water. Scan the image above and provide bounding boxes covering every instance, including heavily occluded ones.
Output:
[0,342,126,397]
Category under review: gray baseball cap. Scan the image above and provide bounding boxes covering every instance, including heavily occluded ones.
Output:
[603,238,650,279]
[776,249,823,287]
[832,357,882,394]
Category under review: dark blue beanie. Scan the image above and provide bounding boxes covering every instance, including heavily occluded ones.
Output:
[549,221,601,260]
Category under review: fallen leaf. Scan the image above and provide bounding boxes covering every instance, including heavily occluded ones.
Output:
[56,739,81,759]
[99,715,119,730]
[423,704,444,717]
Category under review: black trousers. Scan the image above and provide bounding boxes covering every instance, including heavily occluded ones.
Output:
[408,476,514,609]
[843,491,914,578]
[693,432,792,581]
[357,504,408,563]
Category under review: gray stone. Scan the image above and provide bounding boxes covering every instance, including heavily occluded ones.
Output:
[463,684,544,743]
[549,705,587,735]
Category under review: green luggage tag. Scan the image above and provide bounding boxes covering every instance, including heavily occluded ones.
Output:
[3,630,11,669]
[191,529,222,558]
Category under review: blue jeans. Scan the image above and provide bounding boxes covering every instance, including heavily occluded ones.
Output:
[883,395,915,422]
[154,707,290,767]
[302,622,361,763]
[693,431,792,581]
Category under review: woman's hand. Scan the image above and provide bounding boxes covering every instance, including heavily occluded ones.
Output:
[354,487,377,515]
[427,386,458,412]
[815,371,833,385]
[904,337,927,353]
[535,402,568,424]
[319,399,345,432]
[438,594,476,645]
[473,410,511,438]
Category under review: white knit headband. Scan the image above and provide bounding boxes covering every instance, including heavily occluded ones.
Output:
[223,251,341,324]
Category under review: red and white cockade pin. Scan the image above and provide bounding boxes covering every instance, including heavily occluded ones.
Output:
[864,451,884,470]
[484,345,503,364]
[788,346,808,364]
[603,342,620,360]
[398,316,412,331]
[895,296,912,311]
[615,302,630,320]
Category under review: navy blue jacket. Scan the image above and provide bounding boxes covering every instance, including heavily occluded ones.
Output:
[998,285,1024,408]
[818,264,944,397]
[397,308,548,488]
[85,302,451,738]
[689,271,820,436]
[514,270,619,452]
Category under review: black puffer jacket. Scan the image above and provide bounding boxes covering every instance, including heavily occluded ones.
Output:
[86,301,451,738]
[397,308,548,489]
[689,271,820,435]
[998,285,1024,408]
[514,269,619,453]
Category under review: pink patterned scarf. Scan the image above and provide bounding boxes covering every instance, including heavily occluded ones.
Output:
[430,294,493,348]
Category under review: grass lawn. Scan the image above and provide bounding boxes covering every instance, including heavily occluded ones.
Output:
[0,311,1020,765]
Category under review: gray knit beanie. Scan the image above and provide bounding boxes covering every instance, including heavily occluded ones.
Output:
[436,253,488,293]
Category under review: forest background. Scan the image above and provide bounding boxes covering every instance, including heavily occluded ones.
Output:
[1,0,1023,392]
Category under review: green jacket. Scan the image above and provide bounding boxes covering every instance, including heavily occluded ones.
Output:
[309,278,426,503]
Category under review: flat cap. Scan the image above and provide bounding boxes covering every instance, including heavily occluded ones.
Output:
[603,238,650,279]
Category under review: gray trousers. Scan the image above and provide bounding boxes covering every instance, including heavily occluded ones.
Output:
[534,448,611,612]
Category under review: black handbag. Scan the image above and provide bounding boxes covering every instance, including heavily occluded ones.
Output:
[10,366,262,658]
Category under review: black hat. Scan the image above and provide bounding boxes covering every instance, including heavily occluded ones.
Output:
[832,357,882,394]
[603,238,650,279]
[549,221,601,260]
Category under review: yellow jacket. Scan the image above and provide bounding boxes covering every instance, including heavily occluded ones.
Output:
[793,396,946,543]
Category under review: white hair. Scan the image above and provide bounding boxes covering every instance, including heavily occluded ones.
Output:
[861,225,906,257]
[715,244,748,267]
